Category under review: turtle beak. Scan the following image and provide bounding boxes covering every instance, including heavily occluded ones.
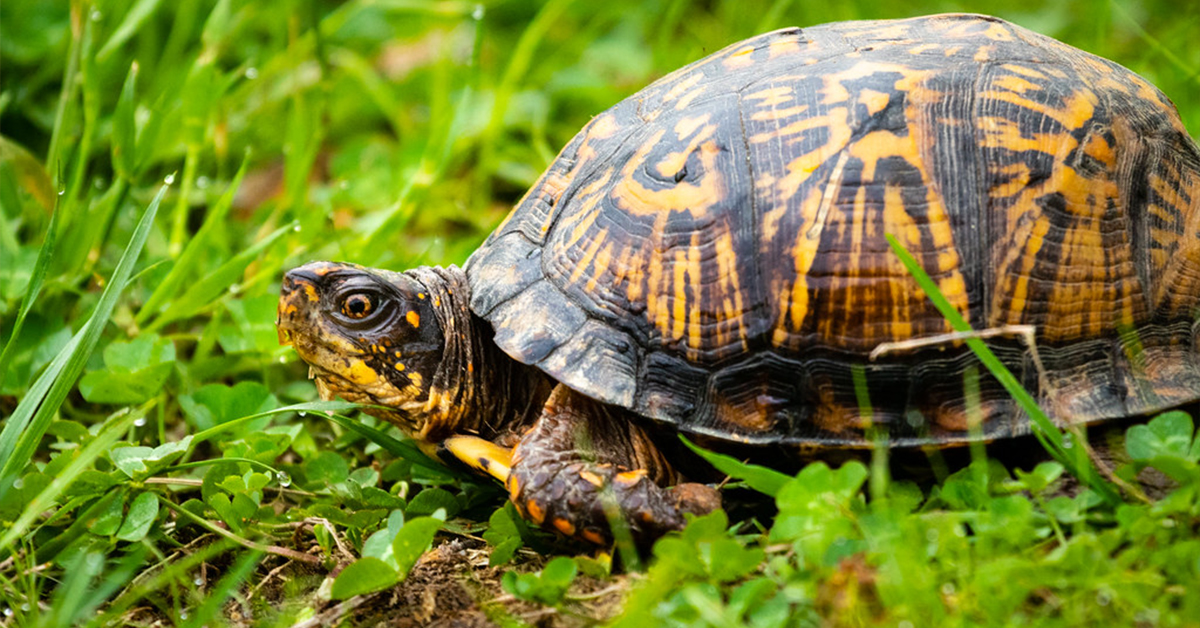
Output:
[277,266,325,346]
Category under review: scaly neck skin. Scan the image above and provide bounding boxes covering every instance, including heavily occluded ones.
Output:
[405,265,554,444]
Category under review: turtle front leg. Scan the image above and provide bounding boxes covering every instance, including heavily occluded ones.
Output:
[507,385,721,546]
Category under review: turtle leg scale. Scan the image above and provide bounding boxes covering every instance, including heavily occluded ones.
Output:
[507,385,721,546]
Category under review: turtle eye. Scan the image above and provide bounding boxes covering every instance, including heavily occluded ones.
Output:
[341,293,375,319]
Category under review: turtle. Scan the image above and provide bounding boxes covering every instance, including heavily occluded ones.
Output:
[276,13,1200,545]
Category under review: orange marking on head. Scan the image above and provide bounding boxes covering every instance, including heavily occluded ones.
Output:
[302,283,320,302]
[406,311,420,327]
[553,517,576,536]
[507,476,521,502]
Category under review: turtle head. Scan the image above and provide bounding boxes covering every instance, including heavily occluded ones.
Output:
[277,261,446,438]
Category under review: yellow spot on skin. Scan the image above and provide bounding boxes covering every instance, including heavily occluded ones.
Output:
[406,311,420,327]
[552,517,576,536]
[302,283,319,302]
[526,500,546,524]
[346,360,379,385]
[417,293,425,299]
[394,362,405,371]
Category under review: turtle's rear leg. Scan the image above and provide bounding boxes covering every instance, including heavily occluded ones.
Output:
[507,385,720,546]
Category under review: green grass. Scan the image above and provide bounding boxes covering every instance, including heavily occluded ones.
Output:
[2,0,1200,625]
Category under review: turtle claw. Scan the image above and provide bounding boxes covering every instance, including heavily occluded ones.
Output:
[508,458,721,547]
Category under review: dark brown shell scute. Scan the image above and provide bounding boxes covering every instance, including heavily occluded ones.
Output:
[466,13,1200,446]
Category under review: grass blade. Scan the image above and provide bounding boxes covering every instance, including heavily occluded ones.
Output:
[96,0,163,61]
[136,152,250,325]
[0,192,62,385]
[0,183,168,483]
[147,219,294,330]
[0,404,141,554]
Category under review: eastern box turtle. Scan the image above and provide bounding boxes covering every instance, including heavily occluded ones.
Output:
[277,13,1200,544]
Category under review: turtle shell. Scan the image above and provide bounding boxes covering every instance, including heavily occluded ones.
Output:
[465,13,1200,447]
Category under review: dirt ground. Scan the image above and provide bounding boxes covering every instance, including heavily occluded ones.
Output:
[274,538,627,628]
